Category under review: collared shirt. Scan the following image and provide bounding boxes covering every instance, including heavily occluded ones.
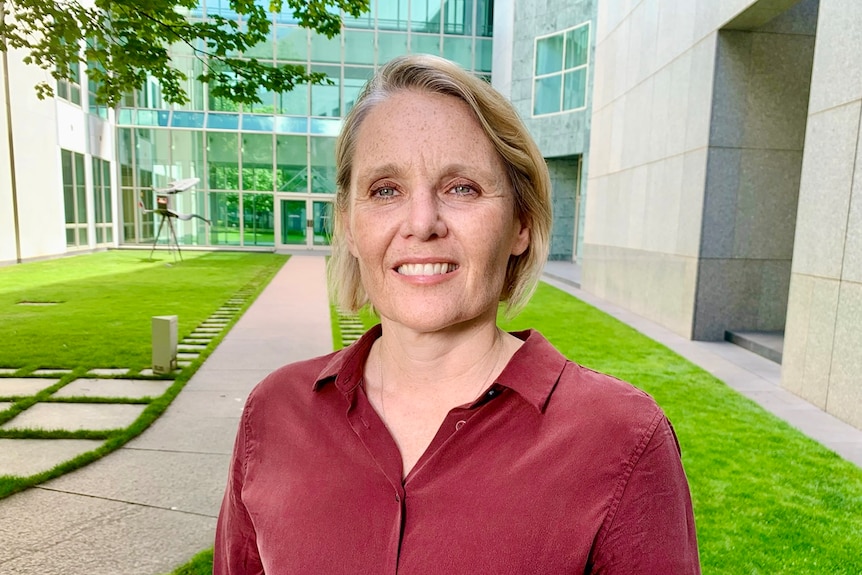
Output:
[214,327,700,574]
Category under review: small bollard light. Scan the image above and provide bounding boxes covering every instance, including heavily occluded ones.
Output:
[152,315,178,374]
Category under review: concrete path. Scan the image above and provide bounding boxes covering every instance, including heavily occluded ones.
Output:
[543,262,862,468]
[0,256,333,575]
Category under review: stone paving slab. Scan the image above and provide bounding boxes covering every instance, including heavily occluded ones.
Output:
[0,439,104,477]
[31,369,73,376]
[178,344,207,351]
[0,488,216,575]
[0,378,60,396]
[0,401,13,411]
[138,369,179,377]
[86,368,130,376]
[177,353,199,360]
[0,368,20,375]
[1,403,147,432]
[52,378,171,400]
[181,339,211,345]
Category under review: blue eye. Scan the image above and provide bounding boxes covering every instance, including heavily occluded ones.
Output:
[450,184,476,196]
[373,186,398,198]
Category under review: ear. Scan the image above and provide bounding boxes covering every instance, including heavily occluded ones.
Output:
[511,217,530,257]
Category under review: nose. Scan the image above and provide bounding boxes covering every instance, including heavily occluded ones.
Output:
[402,188,448,240]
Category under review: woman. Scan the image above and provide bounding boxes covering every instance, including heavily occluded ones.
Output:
[215,55,700,574]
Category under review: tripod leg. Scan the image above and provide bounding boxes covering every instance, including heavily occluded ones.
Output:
[168,216,183,262]
[150,215,167,260]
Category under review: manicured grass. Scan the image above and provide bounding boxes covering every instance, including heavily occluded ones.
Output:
[166,549,214,575]
[0,250,288,499]
[498,283,862,574]
[0,251,287,372]
[169,281,862,574]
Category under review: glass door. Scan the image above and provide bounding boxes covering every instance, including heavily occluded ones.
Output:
[280,199,307,246]
[312,201,333,247]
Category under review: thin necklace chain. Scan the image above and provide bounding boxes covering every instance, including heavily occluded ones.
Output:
[376,330,504,423]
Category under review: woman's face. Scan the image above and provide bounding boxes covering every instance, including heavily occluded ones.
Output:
[344,90,530,334]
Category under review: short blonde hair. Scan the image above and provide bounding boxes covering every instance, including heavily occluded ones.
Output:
[329,54,552,317]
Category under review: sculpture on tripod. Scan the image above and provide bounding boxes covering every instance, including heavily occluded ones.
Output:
[137,178,211,261]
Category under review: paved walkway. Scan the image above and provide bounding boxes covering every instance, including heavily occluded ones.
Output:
[2,255,861,575]
[0,256,333,575]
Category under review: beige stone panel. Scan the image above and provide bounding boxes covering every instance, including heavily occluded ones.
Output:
[608,94,627,174]
[841,128,862,283]
[685,34,717,152]
[792,102,860,279]
[676,148,708,258]
[667,50,693,158]
[647,66,673,164]
[800,277,841,409]
[782,272,814,397]
[625,164,649,249]
[658,255,698,337]
[656,0,696,68]
[611,17,631,101]
[826,281,862,428]
[807,0,862,115]
[583,175,607,244]
[589,105,612,179]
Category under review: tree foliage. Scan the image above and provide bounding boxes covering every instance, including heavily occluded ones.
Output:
[0,0,369,106]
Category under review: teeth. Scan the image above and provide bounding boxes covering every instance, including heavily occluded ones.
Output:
[397,263,457,276]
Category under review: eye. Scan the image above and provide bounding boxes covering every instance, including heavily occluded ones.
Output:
[371,185,399,199]
[449,184,477,197]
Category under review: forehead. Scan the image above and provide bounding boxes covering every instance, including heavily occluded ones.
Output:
[351,90,501,171]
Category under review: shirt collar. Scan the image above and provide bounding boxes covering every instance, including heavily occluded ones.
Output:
[313,326,567,413]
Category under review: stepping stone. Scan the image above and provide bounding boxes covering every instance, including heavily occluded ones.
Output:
[31,369,73,376]
[181,339,210,345]
[178,344,207,351]
[194,327,222,332]
[0,438,105,477]
[87,368,130,376]
[0,402,13,412]
[202,320,229,326]
[52,378,171,400]
[0,378,60,396]
[0,368,20,375]
[0,403,147,432]
[138,368,178,377]
[177,353,199,360]
[177,361,192,368]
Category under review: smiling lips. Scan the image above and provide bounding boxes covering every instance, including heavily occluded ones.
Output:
[396,262,459,276]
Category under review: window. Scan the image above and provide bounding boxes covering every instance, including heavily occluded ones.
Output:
[92,157,113,244]
[532,23,590,116]
[57,61,82,106]
[62,150,88,246]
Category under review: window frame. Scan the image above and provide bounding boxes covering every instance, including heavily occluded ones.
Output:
[531,21,591,118]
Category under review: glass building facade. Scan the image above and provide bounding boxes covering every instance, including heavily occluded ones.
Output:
[118,0,493,250]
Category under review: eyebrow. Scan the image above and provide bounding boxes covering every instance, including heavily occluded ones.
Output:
[355,163,503,186]
[354,163,409,184]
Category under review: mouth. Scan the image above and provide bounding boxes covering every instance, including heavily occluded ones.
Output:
[395,262,459,276]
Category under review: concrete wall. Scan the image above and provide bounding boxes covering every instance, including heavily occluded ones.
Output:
[493,0,594,261]
[782,0,862,429]
[583,0,816,337]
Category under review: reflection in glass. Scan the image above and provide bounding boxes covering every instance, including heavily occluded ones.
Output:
[344,30,375,65]
[311,65,341,117]
[536,35,563,75]
[278,84,309,116]
[310,137,337,193]
[242,133,274,191]
[411,0,442,33]
[533,75,562,116]
[563,69,587,110]
[312,201,333,246]
[208,132,240,190]
[343,67,373,114]
[311,32,342,63]
[444,0,472,35]
[443,36,472,69]
[276,135,308,192]
[565,25,589,69]
[378,32,409,65]
[275,26,308,61]
[209,192,241,245]
[411,34,441,57]
[280,199,307,245]
[243,193,275,246]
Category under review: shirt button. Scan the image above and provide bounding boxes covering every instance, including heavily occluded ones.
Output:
[455,420,466,430]
[395,494,401,502]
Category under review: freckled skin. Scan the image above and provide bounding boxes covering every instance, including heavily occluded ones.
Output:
[344,90,530,336]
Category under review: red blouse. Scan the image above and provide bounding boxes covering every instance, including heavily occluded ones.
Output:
[214,327,700,574]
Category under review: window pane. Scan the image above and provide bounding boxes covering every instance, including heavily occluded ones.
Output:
[443,37,472,70]
[277,83,308,116]
[242,193,275,246]
[66,228,76,246]
[310,32,342,63]
[244,27,274,59]
[275,26,308,61]
[563,68,587,110]
[343,7,373,30]
[533,75,561,115]
[172,130,205,181]
[93,159,104,223]
[171,112,206,128]
[312,201,333,246]
[75,153,87,222]
[536,34,563,75]
[78,228,88,245]
[343,67,373,114]
[207,132,239,190]
[565,25,589,69]
[207,113,240,129]
[242,134,274,191]
[310,65,341,117]
[411,0,442,33]
[344,30,376,65]
[444,0,473,35]
[277,135,308,192]
[310,137,336,193]
[476,38,492,73]
[476,0,493,36]
[378,32,408,65]
[411,34,441,57]
[378,0,408,30]
[242,115,276,131]
[209,192,241,245]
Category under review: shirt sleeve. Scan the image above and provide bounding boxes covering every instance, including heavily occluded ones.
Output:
[213,403,265,575]
[589,413,701,574]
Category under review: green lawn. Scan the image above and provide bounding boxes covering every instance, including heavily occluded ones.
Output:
[172,281,862,574]
[0,250,288,498]
[0,251,287,372]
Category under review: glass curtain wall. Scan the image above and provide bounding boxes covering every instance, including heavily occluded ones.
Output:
[117,0,493,249]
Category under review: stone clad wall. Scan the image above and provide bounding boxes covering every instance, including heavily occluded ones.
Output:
[782,0,862,429]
